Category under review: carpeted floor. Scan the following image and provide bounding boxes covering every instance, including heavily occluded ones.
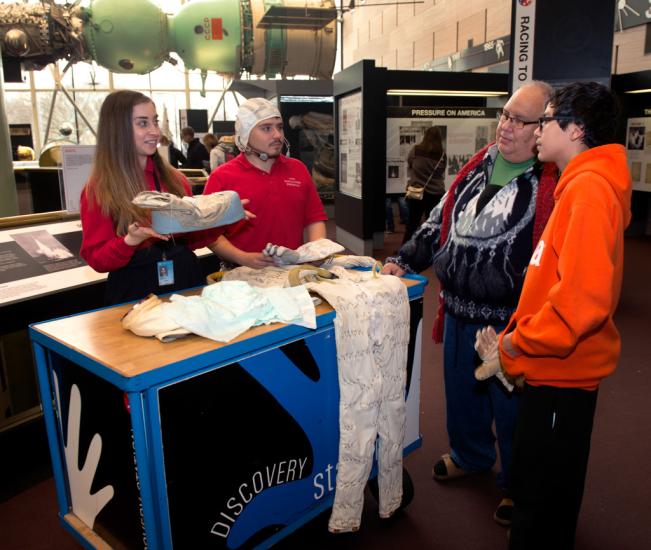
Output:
[1,221,650,550]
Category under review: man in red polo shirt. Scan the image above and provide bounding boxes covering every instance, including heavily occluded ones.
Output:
[204,98,327,268]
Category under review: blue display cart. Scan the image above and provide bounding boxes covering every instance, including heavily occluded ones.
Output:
[29,276,426,549]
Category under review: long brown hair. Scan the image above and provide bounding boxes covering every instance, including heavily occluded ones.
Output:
[414,126,444,157]
[85,90,186,235]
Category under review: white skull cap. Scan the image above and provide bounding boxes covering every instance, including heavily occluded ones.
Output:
[235,97,282,151]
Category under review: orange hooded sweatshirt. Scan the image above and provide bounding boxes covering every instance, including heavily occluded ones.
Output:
[499,144,632,390]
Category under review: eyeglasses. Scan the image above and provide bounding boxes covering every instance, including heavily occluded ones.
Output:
[537,116,577,130]
[496,110,538,129]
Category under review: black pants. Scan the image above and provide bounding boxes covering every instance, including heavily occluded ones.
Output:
[105,241,203,305]
[402,192,443,244]
[509,384,598,550]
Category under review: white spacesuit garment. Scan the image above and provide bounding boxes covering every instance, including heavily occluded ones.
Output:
[222,266,411,532]
[219,255,380,288]
[221,265,295,287]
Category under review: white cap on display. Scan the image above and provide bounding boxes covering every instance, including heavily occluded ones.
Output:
[234,97,281,151]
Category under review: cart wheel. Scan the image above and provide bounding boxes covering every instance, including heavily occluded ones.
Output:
[367,466,415,512]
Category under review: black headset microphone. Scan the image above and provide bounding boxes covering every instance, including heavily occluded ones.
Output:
[248,147,270,161]
[246,137,291,161]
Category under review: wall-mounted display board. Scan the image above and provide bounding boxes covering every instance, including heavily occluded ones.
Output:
[337,91,363,199]
[626,116,651,193]
[386,107,498,194]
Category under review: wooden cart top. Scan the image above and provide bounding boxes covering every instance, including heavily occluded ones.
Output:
[31,278,421,380]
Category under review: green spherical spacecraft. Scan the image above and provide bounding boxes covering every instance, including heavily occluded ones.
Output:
[81,0,169,73]
[76,0,336,77]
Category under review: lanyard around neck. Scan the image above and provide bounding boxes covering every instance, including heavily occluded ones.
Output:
[152,166,161,192]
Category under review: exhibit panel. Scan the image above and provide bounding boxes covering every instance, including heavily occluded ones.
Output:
[30,276,426,549]
[385,106,499,194]
[612,71,651,234]
[0,219,103,431]
[626,113,651,193]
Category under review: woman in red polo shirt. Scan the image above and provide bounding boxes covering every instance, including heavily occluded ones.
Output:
[80,90,221,305]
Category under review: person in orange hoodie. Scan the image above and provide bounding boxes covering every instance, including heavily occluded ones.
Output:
[498,82,632,549]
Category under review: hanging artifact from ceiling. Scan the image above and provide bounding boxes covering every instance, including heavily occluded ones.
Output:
[0,0,338,79]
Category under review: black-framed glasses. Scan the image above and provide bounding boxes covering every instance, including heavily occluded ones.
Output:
[537,116,577,130]
[496,110,538,130]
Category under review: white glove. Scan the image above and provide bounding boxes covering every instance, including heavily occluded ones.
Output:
[262,243,300,265]
[121,294,192,343]
[474,326,498,369]
[474,326,514,392]
[262,238,345,266]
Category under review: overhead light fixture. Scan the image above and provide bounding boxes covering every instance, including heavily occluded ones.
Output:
[387,89,508,97]
[624,88,651,94]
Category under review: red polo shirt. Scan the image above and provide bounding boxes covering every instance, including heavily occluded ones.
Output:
[203,153,327,252]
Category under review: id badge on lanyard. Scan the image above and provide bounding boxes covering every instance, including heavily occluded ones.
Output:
[153,169,175,286]
[157,254,174,286]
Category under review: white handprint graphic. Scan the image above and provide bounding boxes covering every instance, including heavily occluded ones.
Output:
[53,371,114,529]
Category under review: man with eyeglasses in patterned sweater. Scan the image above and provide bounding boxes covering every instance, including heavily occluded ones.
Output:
[382,81,558,527]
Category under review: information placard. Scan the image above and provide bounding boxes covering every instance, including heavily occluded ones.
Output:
[626,117,651,193]
[337,92,363,199]
[61,145,96,213]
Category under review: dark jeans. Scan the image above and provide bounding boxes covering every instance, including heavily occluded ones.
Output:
[509,384,598,550]
[442,314,518,491]
[402,192,443,244]
[385,196,409,231]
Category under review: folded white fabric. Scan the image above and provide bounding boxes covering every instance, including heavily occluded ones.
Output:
[132,190,245,233]
[161,281,316,342]
[122,283,316,343]
[121,294,192,342]
[262,238,345,266]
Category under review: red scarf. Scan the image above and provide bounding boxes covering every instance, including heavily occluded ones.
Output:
[431,144,558,342]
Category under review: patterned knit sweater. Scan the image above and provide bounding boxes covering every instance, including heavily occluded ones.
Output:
[387,143,556,327]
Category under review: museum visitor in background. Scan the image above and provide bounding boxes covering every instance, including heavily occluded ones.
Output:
[403,126,447,243]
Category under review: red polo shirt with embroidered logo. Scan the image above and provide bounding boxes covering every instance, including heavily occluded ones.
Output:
[203,153,327,252]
